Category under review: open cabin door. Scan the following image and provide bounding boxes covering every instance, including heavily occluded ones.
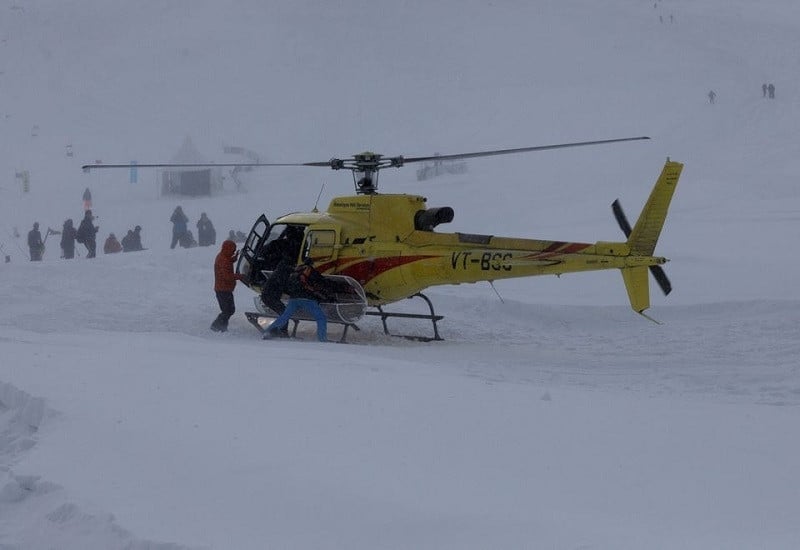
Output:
[236,214,270,285]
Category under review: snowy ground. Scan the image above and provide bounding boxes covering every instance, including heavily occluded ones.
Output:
[2,1,800,549]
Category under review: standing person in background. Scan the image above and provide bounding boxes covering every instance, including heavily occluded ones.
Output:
[27,222,44,261]
[170,206,188,249]
[768,83,775,99]
[197,212,216,247]
[708,90,716,104]
[83,187,92,211]
[76,209,99,258]
[211,240,245,332]
[60,219,77,259]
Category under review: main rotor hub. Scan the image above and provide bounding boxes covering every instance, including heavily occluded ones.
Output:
[326,151,405,194]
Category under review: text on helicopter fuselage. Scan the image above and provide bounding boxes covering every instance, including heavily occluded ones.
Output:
[451,251,513,271]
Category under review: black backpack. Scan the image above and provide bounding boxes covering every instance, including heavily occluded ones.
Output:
[286,271,304,297]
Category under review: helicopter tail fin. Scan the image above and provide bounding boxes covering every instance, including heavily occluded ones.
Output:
[614,159,683,321]
[625,159,683,255]
[620,266,655,320]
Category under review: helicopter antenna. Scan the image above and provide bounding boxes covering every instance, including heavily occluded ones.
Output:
[488,281,505,304]
[313,183,325,212]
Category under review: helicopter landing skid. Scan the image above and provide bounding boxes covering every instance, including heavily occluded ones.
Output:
[365,293,444,342]
[244,311,360,343]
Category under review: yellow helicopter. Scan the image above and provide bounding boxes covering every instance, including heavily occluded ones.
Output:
[83,137,683,341]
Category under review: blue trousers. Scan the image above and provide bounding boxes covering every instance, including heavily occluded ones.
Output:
[267,298,328,342]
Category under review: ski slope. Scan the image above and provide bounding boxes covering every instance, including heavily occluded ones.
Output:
[1,1,799,548]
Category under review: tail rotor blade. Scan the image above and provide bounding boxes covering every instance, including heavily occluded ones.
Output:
[611,199,632,237]
[649,265,672,296]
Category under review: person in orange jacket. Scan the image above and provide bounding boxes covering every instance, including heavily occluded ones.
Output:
[104,233,122,254]
[211,240,246,332]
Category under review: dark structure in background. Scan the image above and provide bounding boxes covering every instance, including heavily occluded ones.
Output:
[159,136,222,197]
[161,168,212,196]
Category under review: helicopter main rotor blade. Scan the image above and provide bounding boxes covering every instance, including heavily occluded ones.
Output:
[81,162,318,171]
[400,136,650,165]
[82,136,649,172]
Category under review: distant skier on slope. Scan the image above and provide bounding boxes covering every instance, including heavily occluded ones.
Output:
[27,222,44,261]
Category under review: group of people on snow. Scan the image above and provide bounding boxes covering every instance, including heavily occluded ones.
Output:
[708,83,778,105]
[169,206,247,250]
[26,210,145,261]
[170,206,216,249]
[210,237,334,343]
[26,210,100,260]
[26,199,333,342]
[25,203,237,261]
[104,225,144,254]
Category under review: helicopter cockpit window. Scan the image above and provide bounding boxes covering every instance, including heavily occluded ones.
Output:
[303,229,336,262]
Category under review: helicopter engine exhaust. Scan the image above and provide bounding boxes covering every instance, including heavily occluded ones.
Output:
[414,207,455,231]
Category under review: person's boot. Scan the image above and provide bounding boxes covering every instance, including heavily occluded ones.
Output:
[262,325,287,339]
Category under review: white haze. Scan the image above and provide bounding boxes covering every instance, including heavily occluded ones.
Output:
[1,1,799,548]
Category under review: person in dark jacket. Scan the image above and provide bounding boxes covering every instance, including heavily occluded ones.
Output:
[60,219,77,259]
[263,258,331,342]
[179,229,198,248]
[132,225,144,250]
[170,206,188,249]
[27,222,44,261]
[121,225,144,252]
[210,240,245,332]
[259,255,293,336]
[197,212,216,247]
[76,210,99,258]
[121,230,135,252]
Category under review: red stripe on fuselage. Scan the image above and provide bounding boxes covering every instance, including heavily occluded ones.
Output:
[521,242,591,261]
[320,255,438,285]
